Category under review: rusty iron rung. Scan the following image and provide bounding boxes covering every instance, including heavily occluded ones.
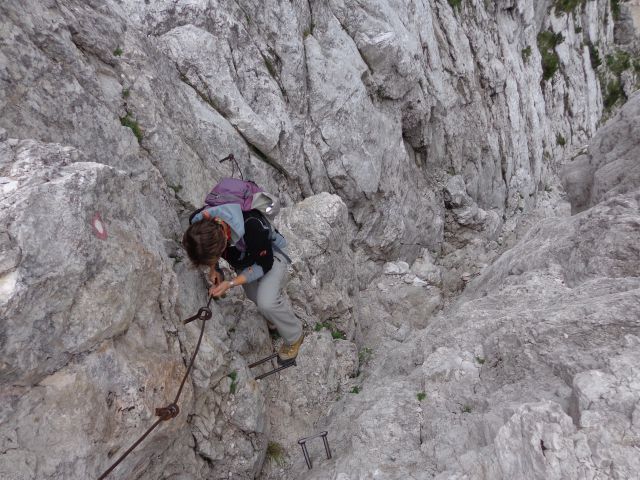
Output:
[248,353,278,369]
[298,431,331,470]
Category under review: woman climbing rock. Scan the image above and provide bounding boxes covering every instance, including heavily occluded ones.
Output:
[182,200,304,364]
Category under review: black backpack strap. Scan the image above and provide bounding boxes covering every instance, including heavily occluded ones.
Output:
[189,206,206,224]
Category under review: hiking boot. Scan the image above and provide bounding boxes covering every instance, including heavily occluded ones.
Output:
[277,334,304,364]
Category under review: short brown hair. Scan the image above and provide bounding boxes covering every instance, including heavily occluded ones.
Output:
[182,220,226,266]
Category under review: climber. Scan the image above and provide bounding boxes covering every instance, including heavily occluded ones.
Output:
[182,203,304,364]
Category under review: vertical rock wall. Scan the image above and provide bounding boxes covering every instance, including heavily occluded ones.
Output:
[0,0,631,479]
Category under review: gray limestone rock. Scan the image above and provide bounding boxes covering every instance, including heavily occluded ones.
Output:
[0,0,637,479]
[562,91,640,213]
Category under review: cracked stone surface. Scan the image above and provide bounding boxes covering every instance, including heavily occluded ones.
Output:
[1,0,638,479]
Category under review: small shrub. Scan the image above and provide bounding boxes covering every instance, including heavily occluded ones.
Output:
[537,31,564,81]
[521,46,532,64]
[266,442,285,466]
[556,134,566,146]
[475,356,486,365]
[120,115,143,143]
[448,0,463,10]
[228,371,238,394]
[168,184,183,193]
[349,386,361,394]
[606,50,631,76]
[575,26,583,33]
[611,0,621,20]
[461,404,472,413]
[553,0,586,15]
[113,47,123,56]
[122,88,130,99]
[417,392,427,401]
[588,43,602,68]
[603,79,625,111]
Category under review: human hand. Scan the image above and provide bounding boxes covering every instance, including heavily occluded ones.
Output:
[210,280,232,298]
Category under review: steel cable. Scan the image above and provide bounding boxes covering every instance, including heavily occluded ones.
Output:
[97,296,213,479]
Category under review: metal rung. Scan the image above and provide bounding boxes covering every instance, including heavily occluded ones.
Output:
[298,431,331,469]
[248,353,296,380]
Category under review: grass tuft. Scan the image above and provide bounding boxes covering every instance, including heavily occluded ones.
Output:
[358,347,373,364]
[120,115,143,143]
[266,442,286,466]
[556,134,566,147]
[113,47,123,56]
[315,321,347,340]
[521,46,532,64]
[228,371,238,395]
[417,392,426,401]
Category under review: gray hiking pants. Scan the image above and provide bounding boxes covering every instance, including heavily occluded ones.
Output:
[242,252,302,344]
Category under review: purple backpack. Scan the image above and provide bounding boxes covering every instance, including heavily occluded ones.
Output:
[204,178,264,211]
[204,178,278,217]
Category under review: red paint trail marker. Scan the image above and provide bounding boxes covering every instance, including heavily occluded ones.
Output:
[91,213,108,240]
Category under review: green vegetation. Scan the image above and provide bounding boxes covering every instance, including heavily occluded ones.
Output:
[417,392,427,401]
[266,442,286,466]
[263,55,277,79]
[611,0,621,20]
[448,0,463,10]
[474,356,486,365]
[113,47,123,56]
[120,114,143,143]
[521,46,532,64]
[606,50,632,75]
[168,184,183,194]
[228,371,239,394]
[122,88,130,99]
[603,79,625,110]
[537,31,564,81]
[556,134,566,147]
[314,321,347,340]
[349,386,361,394]
[575,26,583,33]
[599,49,640,114]
[461,404,472,413]
[358,347,373,364]
[303,23,315,38]
[553,0,586,15]
[588,43,602,68]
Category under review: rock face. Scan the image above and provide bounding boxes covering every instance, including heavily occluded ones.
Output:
[298,81,640,480]
[1,0,638,479]
[562,91,640,212]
